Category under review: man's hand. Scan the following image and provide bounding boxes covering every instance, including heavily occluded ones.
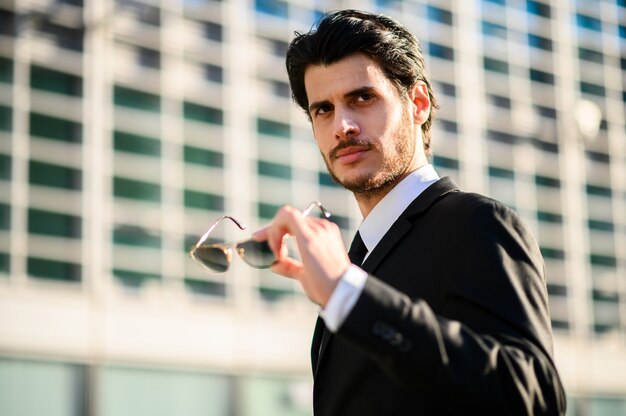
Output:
[253,205,351,307]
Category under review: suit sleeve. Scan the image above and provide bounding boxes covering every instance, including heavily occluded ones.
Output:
[335,200,567,415]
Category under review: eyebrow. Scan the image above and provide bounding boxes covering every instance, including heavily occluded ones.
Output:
[308,86,376,114]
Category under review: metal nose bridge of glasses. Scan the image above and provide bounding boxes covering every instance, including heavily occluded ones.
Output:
[189,202,331,274]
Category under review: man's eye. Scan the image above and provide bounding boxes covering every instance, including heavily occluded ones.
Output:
[317,105,332,115]
[356,93,373,102]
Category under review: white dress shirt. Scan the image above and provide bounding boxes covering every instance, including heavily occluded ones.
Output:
[320,164,440,332]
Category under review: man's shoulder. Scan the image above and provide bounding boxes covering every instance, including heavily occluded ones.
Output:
[431,181,519,223]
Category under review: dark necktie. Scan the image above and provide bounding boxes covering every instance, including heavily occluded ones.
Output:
[348,231,368,266]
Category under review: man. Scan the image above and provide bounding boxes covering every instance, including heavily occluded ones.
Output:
[253,9,566,415]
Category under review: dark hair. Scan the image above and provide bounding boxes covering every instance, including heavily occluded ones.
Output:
[286,9,438,156]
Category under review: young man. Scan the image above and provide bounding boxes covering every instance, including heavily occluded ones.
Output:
[253,10,566,415]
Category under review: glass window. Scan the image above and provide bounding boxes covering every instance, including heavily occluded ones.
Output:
[482,21,507,39]
[184,146,223,167]
[113,177,161,202]
[488,166,515,179]
[541,247,565,260]
[98,366,232,416]
[438,119,458,133]
[437,82,456,97]
[113,225,161,248]
[30,66,82,96]
[586,150,609,164]
[0,57,11,83]
[489,94,512,109]
[30,113,81,142]
[113,269,160,287]
[588,219,613,231]
[535,174,561,188]
[255,0,288,18]
[0,203,10,230]
[258,201,281,219]
[0,153,9,180]
[0,358,87,416]
[584,396,626,415]
[183,102,223,124]
[531,138,559,153]
[537,211,563,223]
[528,34,552,51]
[586,184,612,197]
[258,160,291,179]
[620,25,626,39]
[375,0,403,9]
[318,171,339,187]
[0,10,16,37]
[590,254,617,267]
[271,80,290,98]
[432,155,459,170]
[138,47,160,69]
[578,47,604,63]
[28,257,81,281]
[0,252,8,273]
[535,105,557,119]
[137,4,160,26]
[184,278,226,297]
[488,130,518,144]
[427,5,453,25]
[240,375,311,416]
[576,14,602,32]
[29,160,81,190]
[428,43,454,60]
[0,105,10,131]
[204,21,223,41]
[580,81,606,97]
[184,190,224,211]
[526,0,550,17]
[204,64,223,83]
[114,86,160,112]
[114,131,160,157]
[257,118,290,138]
[269,39,289,57]
[328,213,350,231]
[483,57,509,74]
[529,69,555,84]
[37,22,84,51]
[28,208,81,238]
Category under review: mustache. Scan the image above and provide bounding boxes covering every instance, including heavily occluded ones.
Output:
[329,138,373,160]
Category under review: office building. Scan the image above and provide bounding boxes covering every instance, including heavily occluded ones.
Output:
[0,0,625,414]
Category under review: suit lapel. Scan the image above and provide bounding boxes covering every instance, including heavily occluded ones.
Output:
[313,177,460,377]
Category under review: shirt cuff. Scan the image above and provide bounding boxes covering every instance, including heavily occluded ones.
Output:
[320,264,368,332]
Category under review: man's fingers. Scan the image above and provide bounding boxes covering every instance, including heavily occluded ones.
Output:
[271,257,304,279]
[253,205,308,258]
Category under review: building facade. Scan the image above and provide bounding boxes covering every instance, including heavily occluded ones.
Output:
[0,0,625,414]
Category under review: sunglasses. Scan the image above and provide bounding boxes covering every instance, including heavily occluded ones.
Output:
[189,202,331,274]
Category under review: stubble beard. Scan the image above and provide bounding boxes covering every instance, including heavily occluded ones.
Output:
[323,107,416,197]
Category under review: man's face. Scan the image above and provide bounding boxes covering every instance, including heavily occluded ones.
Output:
[304,53,429,195]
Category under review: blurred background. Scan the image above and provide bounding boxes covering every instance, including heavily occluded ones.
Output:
[0,0,624,414]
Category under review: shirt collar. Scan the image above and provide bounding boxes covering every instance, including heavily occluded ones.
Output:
[358,164,439,254]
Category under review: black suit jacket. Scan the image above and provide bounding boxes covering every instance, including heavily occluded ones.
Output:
[311,177,566,415]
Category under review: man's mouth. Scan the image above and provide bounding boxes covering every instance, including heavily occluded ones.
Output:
[334,146,368,164]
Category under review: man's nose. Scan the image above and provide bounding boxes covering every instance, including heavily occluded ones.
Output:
[333,110,360,140]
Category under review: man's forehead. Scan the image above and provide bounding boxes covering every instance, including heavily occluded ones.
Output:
[303,54,389,100]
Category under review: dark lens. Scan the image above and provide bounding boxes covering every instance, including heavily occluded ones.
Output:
[192,246,229,273]
[236,240,275,268]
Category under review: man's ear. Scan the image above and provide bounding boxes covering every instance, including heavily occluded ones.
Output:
[408,81,431,125]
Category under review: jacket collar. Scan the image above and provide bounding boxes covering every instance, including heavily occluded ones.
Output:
[360,177,459,273]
